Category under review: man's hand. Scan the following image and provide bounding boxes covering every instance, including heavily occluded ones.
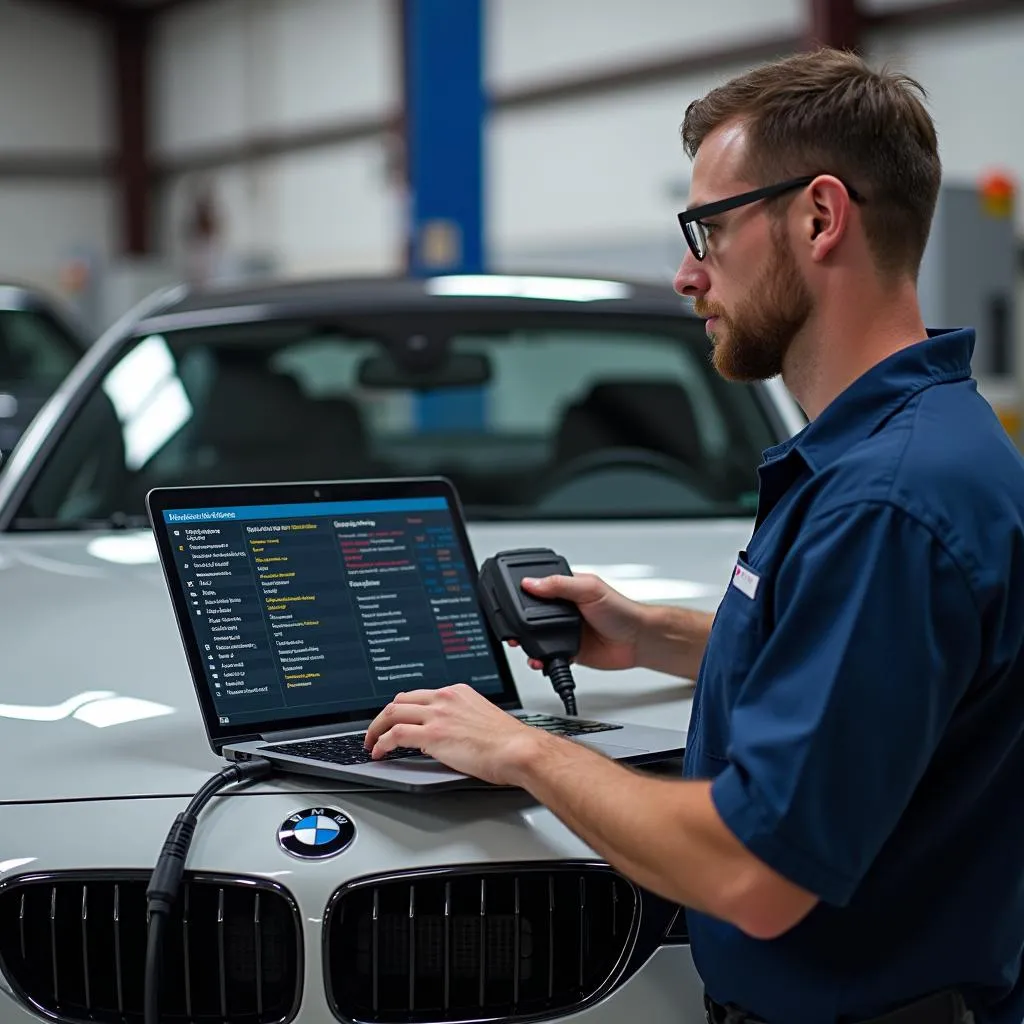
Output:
[512,573,714,682]
[364,684,543,786]
[511,573,646,671]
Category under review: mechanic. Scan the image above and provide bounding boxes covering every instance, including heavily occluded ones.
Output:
[365,47,1024,1024]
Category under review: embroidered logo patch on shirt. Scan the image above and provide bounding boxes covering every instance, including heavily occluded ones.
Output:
[731,562,760,599]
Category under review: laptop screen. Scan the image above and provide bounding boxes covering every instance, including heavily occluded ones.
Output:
[148,479,518,747]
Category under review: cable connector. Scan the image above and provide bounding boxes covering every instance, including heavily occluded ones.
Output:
[226,757,276,784]
[145,813,197,917]
[144,757,273,1024]
[543,657,578,717]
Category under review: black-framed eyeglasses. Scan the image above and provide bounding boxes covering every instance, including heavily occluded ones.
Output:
[677,175,866,261]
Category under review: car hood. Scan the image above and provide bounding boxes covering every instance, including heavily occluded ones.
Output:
[0,520,750,803]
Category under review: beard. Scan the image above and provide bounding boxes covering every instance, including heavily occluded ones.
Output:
[694,224,813,382]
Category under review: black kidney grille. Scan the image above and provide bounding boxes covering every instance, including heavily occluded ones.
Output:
[325,866,638,1023]
[0,874,300,1024]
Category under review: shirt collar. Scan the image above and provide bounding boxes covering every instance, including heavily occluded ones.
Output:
[778,327,975,473]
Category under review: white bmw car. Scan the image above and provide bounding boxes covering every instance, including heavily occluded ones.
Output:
[0,274,801,1024]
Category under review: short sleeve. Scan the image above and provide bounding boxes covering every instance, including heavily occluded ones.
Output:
[711,500,981,906]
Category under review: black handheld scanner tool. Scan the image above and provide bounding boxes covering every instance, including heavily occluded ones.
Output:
[477,548,582,715]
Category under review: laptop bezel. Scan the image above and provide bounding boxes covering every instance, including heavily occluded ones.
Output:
[146,476,523,753]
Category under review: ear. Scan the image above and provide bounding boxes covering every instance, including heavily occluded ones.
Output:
[799,175,852,263]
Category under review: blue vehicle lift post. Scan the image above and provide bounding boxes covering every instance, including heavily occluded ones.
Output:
[404,0,487,431]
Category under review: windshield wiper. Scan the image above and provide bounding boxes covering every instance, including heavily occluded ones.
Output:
[9,513,151,532]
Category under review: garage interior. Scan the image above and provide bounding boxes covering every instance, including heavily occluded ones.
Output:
[1,2,1024,1024]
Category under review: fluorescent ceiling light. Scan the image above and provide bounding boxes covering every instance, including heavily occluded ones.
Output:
[425,275,632,302]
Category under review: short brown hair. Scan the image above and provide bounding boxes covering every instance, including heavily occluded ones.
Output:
[681,47,941,278]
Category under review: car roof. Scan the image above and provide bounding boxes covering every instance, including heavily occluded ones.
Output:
[0,282,65,313]
[137,272,695,330]
[0,282,89,348]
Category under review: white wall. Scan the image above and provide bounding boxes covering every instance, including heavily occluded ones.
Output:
[0,183,114,284]
[0,0,114,289]
[0,0,110,155]
[489,1,1024,279]
[867,9,1024,232]
[489,61,762,280]
[152,0,404,279]
[157,139,403,279]
[146,0,1024,285]
[487,0,805,278]
[487,0,804,92]
[153,0,396,155]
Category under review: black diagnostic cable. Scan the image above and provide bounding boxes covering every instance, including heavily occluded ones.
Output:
[477,547,583,716]
[144,757,274,1024]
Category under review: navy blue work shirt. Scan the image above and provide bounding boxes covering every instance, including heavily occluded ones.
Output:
[683,328,1024,1024]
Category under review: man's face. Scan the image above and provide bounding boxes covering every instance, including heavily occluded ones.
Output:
[674,123,813,382]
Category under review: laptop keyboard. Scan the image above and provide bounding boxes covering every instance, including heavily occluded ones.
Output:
[262,715,624,766]
[262,734,421,765]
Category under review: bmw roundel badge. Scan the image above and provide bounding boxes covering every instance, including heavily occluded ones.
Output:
[278,807,355,859]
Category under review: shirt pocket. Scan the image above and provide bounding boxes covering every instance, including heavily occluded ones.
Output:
[699,552,769,745]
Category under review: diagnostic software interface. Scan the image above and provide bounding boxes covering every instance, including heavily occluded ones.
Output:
[159,497,504,729]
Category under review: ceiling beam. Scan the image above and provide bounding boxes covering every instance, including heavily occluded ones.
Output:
[864,0,1024,30]
[29,0,208,17]
[13,0,1024,188]
[494,32,804,111]
[156,114,397,177]
[28,0,121,19]
[149,0,212,11]
[151,31,799,177]
[0,154,112,180]
[112,9,152,254]
[807,0,864,51]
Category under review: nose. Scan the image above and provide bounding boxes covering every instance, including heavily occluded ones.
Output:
[673,248,710,299]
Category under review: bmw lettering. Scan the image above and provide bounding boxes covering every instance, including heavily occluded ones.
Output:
[278,807,355,859]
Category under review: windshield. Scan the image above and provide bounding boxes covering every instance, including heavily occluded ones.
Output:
[12,312,780,525]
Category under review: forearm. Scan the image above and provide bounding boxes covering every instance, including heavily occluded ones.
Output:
[509,731,752,923]
[636,604,715,680]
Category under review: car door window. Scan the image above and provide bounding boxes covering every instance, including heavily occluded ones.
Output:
[0,311,80,382]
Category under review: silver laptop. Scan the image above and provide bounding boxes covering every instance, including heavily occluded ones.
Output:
[147,476,686,792]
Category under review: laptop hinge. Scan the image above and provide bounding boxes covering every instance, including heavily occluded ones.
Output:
[262,720,375,743]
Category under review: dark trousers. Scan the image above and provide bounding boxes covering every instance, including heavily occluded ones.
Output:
[704,989,975,1024]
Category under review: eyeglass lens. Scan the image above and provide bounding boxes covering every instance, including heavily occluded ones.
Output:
[686,221,707,260]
